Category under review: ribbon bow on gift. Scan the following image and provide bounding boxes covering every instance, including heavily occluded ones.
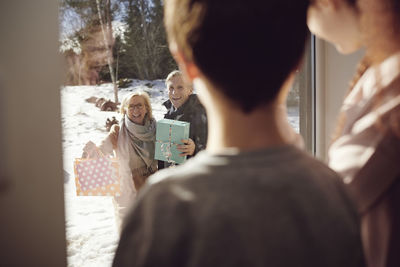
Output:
[156,124,176,164]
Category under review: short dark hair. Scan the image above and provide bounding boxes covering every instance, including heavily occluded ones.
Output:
[165,0,310,113]
[344,0,357,5]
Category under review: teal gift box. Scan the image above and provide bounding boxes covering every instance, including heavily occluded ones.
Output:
[155,119,190,164]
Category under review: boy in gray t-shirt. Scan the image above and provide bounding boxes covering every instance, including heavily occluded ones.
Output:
[113,0,365,266]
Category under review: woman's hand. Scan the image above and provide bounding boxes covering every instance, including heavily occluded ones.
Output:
[82,141,99,158]
[176,138,195,156]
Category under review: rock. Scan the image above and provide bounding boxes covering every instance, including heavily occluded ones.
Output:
[95,97,106,108]
[85,96,98,103]
[101,100,118,112]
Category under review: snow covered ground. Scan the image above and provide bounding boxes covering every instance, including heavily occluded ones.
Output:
[61,80,299,267]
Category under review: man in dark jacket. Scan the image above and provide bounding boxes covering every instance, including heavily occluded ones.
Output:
[159,70,207,169]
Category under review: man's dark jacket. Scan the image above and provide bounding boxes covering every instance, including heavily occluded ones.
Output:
[159,94,207,168]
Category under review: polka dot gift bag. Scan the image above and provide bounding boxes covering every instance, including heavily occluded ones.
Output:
[73,148,120,196]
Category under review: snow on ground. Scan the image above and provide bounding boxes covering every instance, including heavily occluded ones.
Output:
[62,80,167,267]
[61,80,299,267]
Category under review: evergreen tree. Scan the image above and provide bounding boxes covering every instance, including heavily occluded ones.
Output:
[120,0,177,80]
[60,0,176,85]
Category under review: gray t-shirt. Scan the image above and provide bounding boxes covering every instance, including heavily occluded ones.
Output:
[113,145,365,267]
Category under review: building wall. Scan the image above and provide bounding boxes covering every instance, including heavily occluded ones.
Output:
[0,1,67,266]
[315,39,364,160]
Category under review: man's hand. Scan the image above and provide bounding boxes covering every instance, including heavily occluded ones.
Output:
[176,138,195,156]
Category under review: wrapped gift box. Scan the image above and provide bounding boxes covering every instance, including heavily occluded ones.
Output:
[155,119,190,164]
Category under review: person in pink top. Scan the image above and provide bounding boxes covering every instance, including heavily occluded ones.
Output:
[308,0,400,266]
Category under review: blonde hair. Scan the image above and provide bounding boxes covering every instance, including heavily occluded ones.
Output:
[165,70,193,92]
[165,70,182,84]
[120,91,153,120]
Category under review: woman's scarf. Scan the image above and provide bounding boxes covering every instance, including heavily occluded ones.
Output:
[329,52,400,184]
[117,115,156,172]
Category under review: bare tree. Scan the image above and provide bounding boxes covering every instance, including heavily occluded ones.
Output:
[96,0,118,104]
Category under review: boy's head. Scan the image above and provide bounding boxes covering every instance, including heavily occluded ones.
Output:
[166,70,193,109]
[164,0,310,113]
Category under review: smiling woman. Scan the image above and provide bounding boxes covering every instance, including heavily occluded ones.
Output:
[124,93,151,125]
[82,91,158,230]
[308,0,400,266]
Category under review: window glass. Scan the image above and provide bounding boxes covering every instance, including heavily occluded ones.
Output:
[60,2,315,266]
[286,38,314,153]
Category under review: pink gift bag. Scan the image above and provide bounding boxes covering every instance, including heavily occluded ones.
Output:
[74,152,121,196]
